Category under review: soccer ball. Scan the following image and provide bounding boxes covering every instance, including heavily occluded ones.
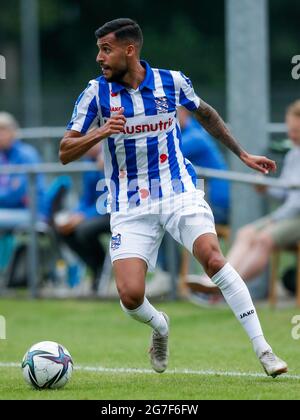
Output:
[22,341,73,389]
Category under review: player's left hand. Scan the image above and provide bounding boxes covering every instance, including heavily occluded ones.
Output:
[240,153,277,175]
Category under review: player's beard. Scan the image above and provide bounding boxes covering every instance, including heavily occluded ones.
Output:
[104,65,128,83]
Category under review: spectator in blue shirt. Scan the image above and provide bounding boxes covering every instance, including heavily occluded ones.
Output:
[0,112,45,229]
[178,107,230,224]
[54,144,110,291]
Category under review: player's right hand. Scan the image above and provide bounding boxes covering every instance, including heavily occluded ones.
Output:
[99,108,126,138]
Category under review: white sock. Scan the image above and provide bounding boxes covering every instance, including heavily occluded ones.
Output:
[252,335,272,357]
[212,263,271,356]
[120,297,168,336]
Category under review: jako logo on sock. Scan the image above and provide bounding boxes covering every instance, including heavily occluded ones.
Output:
[240,310,255,320]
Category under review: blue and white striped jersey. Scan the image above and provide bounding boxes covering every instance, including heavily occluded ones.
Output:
[67,61,201,213]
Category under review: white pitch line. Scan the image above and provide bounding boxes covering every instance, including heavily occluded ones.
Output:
[0,362,299,380]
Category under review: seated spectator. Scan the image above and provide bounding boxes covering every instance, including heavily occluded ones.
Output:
[0,112,45,229]
[54,144,110,292]
[178,107,230,224]
[186,99,300,295]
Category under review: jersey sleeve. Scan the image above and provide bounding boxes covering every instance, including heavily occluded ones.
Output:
[67,80,100,134]
[176,72,201,111]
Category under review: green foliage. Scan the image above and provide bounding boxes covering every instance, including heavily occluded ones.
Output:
[270,0,300,82]
[0,0,299,124]
[0,0,20,39]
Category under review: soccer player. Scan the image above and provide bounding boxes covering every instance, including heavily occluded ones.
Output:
[59,18,288,377]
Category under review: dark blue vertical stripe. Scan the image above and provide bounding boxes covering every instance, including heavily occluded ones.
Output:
[124,139,140,208]
[176,122,183,148]
[159,70,176,112]
[98,79,110,118]
[176,124,196,186]
[140,89,157,116]
[108,138,120,212]
[185,161,197,187]
[167,128,185,193]
[147,137,162,199]
[81,96,98,134]
[120,90,134,118]
[179,89,198,111]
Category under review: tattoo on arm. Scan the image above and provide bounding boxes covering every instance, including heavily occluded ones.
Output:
[193,101,245,158]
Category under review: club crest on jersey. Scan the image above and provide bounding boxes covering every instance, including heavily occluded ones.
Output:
[111,233,121,250]
[155,96,169,113]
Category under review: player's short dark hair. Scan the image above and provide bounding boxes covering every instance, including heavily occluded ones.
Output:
[95,18,143,50]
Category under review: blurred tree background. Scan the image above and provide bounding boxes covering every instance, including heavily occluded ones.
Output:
[0,0,299,126]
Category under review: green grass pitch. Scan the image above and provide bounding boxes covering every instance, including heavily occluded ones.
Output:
[0,298,300,400]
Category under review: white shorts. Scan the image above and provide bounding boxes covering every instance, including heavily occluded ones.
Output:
[109,191,216,272]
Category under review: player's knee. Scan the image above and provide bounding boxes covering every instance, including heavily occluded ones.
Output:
[117,285,144,310]
[204,252,226,278]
